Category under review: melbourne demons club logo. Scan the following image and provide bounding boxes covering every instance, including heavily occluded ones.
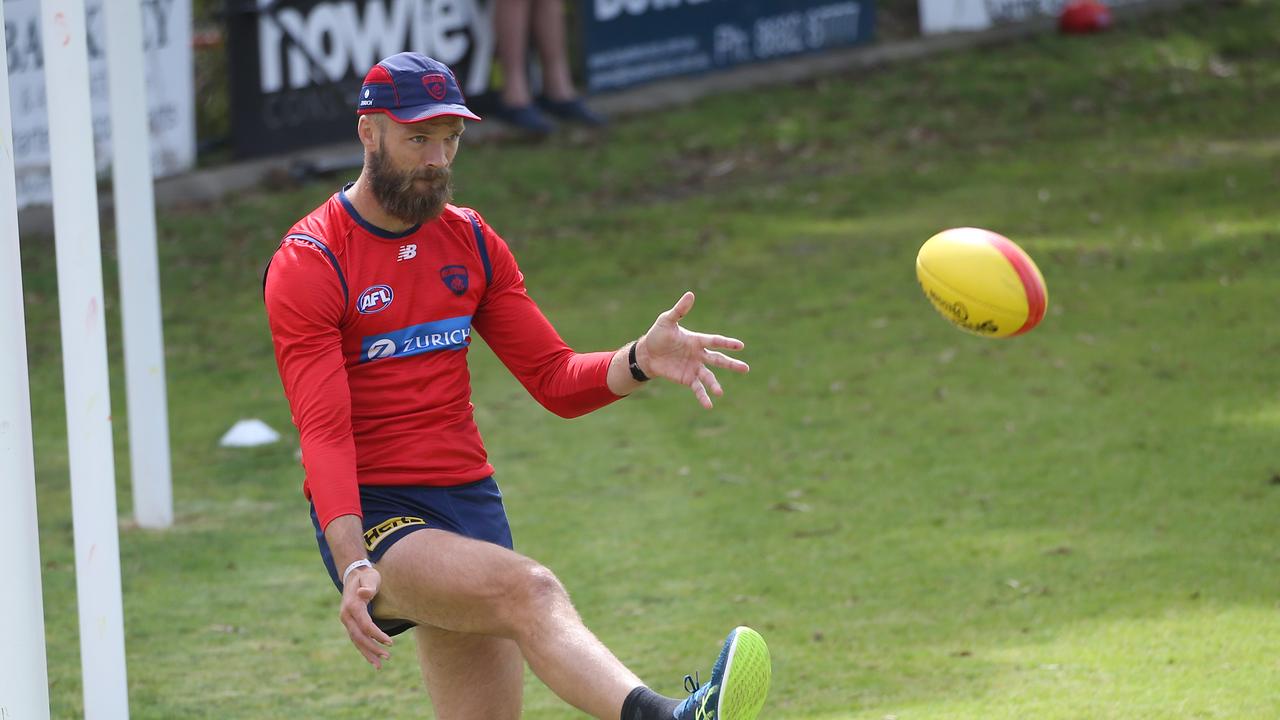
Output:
[423,74,447,101]
[358,284,394,314]
[439,265,468,296]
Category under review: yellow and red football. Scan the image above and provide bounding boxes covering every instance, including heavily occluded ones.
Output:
[915,228,1048,338]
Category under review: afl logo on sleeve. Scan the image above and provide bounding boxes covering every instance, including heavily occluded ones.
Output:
[358,284,394,314]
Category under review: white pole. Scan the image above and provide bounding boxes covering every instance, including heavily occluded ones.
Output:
[40,0,132,717]
[0,3,53,717]
[105,0,174,529]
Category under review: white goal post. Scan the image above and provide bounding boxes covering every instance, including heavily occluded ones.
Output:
[0,2,53,717]
[40,0,132,716]
[106,0,175,530]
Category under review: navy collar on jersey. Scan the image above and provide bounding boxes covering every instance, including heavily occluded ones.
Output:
[339,182,423,239]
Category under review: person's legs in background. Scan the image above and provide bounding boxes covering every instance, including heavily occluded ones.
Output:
[531,0,606,126]
[494,0,555,133]
[530,0,575,103]
[495,0,534,109]
[493,0,605,133]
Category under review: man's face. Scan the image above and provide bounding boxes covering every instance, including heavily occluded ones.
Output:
[365,115,464,225]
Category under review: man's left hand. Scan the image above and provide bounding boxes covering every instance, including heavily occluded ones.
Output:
[637,291,749,409]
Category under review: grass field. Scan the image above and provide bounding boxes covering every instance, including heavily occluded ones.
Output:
[20,1,1280,717]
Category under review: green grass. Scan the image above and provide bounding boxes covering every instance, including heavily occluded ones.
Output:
[21,1,1280,717]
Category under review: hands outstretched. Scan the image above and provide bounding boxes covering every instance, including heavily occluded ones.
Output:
[636,291,749,409]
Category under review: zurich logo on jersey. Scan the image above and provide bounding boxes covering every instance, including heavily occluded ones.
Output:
[360,315,473,363]
[358,284,394,314]
[366,338,397,360]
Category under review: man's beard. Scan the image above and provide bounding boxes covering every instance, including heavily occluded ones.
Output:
[367,142,453,225]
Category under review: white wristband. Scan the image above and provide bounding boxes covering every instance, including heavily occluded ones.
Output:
[341,558,373,586]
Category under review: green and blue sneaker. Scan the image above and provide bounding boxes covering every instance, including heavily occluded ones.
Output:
[672,627,771,720]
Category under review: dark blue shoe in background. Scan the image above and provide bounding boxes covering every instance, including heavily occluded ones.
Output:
[491,102,556,136]
[537,96,608,127]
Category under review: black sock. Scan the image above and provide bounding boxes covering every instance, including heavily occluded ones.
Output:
[621,686,680,720]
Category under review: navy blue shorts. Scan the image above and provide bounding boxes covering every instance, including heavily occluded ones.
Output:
[310,477,514,636]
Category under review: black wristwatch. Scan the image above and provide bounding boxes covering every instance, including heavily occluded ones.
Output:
[628,341,651,382]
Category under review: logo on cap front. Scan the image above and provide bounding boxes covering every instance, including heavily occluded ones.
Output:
[423,73,447,101]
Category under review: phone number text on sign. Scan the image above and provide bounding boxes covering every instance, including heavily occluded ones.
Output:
[583,0,874,92]
[750,3,863,59]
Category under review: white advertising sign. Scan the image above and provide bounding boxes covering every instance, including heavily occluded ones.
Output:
[918,0,993,34]
[4,0,194,209]
[919,0,1145,35]
[227,0,494,157]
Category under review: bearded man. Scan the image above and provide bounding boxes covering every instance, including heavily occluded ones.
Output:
[264,52,770,720]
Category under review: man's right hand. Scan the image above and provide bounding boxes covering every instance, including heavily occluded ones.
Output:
[325,514,394,668]
[340,564,394,669]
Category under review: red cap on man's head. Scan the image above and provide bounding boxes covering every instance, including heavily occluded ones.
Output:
[357,53,481,123]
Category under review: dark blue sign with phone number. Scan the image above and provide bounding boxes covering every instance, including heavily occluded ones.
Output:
[580,0,876,92]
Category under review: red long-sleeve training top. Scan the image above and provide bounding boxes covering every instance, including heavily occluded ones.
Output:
[265,188,621,530]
